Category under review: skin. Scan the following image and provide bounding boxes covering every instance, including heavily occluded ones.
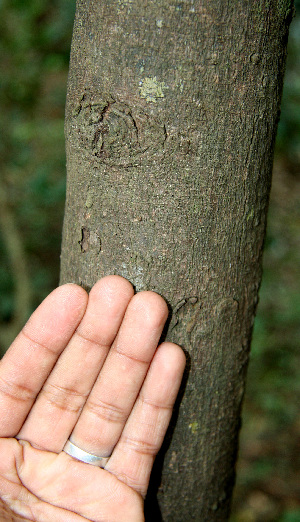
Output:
[0,275,186,521]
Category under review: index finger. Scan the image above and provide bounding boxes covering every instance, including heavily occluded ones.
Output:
[0,284,88,437]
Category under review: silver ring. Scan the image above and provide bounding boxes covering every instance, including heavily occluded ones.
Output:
[63,439,110,468]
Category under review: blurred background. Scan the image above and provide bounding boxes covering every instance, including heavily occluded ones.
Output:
[0,1,299,520]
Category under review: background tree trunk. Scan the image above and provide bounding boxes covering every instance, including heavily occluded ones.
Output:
[60,1,293,519]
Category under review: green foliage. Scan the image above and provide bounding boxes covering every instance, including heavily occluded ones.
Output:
[279,510,300,522]
[0,0,75,336]
[276,0,300,164]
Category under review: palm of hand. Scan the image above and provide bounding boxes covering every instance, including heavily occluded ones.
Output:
[0,437,143,521]
[0,277,185,521]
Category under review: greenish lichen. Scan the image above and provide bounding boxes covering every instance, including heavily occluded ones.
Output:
[189,421,199,434]
[117,0,133,13]
[85,190,94,208]
[246,208,254,221]
[139,76,168,103]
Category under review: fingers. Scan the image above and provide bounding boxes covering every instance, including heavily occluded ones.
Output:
[68,290,169,456]
[106,342,186,497]
[17,276,134,451]
[0,284,88,437]
[1,273,186,507]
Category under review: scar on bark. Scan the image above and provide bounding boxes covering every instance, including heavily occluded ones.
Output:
[79,227,90,253]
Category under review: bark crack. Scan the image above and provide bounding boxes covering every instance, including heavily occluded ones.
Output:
[79,227,90,253]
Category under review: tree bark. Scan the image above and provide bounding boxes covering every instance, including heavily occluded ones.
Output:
[60,1,293,519]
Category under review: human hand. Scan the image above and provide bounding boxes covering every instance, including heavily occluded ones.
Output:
[0,276,185,521]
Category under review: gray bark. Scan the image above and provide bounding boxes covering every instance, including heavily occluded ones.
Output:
[60,1,293,519]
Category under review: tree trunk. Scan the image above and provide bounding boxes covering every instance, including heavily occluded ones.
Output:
[60,1,293,519]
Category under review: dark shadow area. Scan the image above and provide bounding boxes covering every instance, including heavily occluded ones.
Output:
[144,346,191,521]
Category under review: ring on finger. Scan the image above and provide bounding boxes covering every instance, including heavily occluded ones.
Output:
[63,439,110,468]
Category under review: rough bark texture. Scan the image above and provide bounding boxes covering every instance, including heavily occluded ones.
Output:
[60,1,292,519]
